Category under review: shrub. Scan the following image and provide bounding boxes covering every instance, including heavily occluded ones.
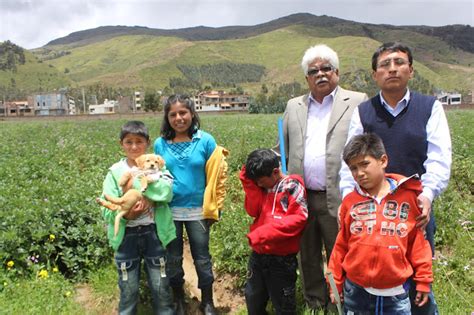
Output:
[0,120,119,281]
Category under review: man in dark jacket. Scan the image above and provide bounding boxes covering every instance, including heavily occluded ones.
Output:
[340,42,452,315]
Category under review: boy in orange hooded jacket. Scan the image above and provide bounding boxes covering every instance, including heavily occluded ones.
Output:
[328,133,432,314]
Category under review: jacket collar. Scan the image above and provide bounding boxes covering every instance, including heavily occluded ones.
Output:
[355,173,422,199]
[298,86,350,138]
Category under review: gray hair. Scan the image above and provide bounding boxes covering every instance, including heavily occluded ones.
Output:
[301,44,339,75]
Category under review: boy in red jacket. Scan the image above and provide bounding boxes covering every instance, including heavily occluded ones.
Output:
[240,149,308,315]
[328,133,433,314]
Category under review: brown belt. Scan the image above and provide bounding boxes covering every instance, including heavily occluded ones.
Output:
[307,189,326,194]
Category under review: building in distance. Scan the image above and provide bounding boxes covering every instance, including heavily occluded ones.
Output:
[193,90,249,111]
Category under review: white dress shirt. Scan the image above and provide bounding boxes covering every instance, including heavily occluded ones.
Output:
[303,88,337,190]
[339,89,452,202]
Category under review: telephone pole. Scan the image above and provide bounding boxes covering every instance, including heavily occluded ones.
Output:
[82,88,86,114]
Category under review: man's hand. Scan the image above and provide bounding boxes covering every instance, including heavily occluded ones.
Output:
[416,195,432,229]
[124,197,153,220]
[414,291,429,307]
[330,291,344,304]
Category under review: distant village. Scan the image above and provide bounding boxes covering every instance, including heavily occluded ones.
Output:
[0,90,250,117]
[0,89,468,117]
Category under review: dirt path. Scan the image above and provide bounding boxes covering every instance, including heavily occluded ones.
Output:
[182,241,245,314]
[74,242,245,314]
[74,284,117,315]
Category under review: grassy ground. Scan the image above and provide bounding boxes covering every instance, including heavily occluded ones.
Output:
[0,110,472,314]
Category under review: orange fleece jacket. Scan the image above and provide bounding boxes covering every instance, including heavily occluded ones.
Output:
[328,174,433,294]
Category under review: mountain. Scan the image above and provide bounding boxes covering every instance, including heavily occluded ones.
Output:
[1,13,473,99]
[46,13,473,53]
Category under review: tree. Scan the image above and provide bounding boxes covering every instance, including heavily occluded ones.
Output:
[162,86,173,96]
[144,92,158,112]
[248,93,269,114]
[230,86,244,94]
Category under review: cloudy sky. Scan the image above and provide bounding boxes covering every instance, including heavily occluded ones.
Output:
[1,0,473,49]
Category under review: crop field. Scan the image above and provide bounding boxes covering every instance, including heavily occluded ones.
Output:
[0,111,472,314]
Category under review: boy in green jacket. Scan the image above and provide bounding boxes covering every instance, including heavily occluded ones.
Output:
[99,120,176,314]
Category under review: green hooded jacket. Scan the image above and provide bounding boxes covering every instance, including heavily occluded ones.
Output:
[100,158,176,251]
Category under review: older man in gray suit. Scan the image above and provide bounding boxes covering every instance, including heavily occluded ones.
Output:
[278,44,368,311]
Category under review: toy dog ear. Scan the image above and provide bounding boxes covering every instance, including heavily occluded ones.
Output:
[156,155,165,168]
[135,154,145,169]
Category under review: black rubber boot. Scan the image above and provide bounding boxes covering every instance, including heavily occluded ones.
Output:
[199,285,218,315]
[172,286,186,315]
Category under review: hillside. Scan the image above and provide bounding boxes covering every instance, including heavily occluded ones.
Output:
[43,14,352,46]
[1,13,473,99]
[34,25,474,94]
[0,41,72,99]
[45,13,474,53]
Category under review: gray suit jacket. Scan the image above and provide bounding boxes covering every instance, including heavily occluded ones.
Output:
[279,87,368,217]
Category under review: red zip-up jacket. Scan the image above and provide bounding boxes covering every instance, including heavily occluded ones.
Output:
[328,173,433,294]
[239,166,308,256]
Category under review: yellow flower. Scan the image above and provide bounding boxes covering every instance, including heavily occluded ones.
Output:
[49,234,56,241]
[53,267,59,273]
[65,291,72,297]
[38,269,49,279]
[7,261,14,268]
[3,281,7,287]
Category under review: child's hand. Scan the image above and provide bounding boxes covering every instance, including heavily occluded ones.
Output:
[124,197,152,220]
[414,291,429,307]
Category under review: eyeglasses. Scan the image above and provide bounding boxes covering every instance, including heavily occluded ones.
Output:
[377,57,409,69]
[307,65,334,76]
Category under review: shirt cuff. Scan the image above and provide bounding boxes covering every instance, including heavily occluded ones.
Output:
[341,188,352,199]
[421,188,434,203]
[415,281,432,294]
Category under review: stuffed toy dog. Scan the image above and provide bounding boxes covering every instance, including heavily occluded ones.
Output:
[97,154,166,236]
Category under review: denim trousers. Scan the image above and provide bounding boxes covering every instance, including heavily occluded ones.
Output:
[115,224,174,315]
[408,208,439,315]
[343,278,411,315]
[245,251,298,315]
[425,206,437,257]
[166,220,214,289]
[407,277,439,315]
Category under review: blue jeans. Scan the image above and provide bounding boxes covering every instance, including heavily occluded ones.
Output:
[343,278,411,315]
[245,252,298,315]
[425,206,436,257]
[407,278,439,315]
[166,220,214,289]
[115,224,174,315]
[408,207,438,315]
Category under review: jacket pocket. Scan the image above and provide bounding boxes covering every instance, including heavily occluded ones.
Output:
[115,258,139,282]
[343,240,409,287]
